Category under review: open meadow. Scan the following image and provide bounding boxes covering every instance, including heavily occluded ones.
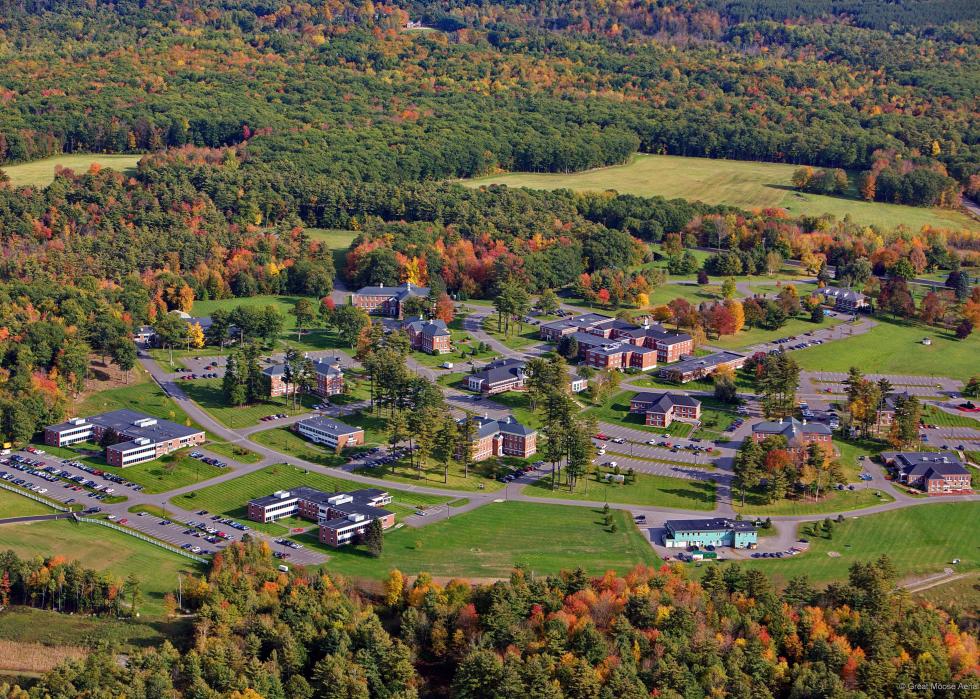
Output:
[308,500,660,579]
[737,502,979,585]
[793,318,980,381]
[1,154,141,187]
[0,519,202,617]
[464,154,979,232]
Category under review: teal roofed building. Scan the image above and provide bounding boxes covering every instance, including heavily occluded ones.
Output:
[664,518,758,549]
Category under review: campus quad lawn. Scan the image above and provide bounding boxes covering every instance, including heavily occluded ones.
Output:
[709,314,843,351]
[0,488,57,517]
[732,485,894,517]
[738,502,980,585]
[480,316,542,351]
[485,391,541,429]
[309,501,660,579]
[182,379,318,428]
[793,318,980,381]
[354,458,505,493]
[463,153,979,232]
[522,470,716,510]
[0,519,203,617]
[249,427,348,469]
[36,442,226,494]
[0,153,141,187]
[171,464,453,534]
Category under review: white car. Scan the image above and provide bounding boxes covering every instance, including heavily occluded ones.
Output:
[646,439,657,445]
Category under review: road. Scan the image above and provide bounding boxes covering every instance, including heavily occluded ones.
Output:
[4,294,978,571]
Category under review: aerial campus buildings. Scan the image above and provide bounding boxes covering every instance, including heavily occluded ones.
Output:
[352,282,429,319]
[248,487,394,547]
[44,410,206,467]
[663,518,758,549]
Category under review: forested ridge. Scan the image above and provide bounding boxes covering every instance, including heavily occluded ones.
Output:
[1,540,977,698]
[0,0,977,184]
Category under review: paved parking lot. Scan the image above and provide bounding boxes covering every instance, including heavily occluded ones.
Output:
[168,349,357,381]
[0,448,327,566]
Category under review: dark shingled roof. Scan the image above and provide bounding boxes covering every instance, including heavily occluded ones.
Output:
[664,518,757,533]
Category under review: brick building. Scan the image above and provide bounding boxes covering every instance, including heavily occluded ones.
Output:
[44,410,205,467]
[403,317,452,354]
[458,415,537,461]
[751,417,833,460]
[351,282,429,318]
[294,416,364,450]
[629,392,701,427]
[883,452,972,494]
[247,487,395,547]
[658,351,747,383]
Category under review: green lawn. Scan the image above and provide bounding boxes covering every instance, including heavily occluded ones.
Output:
[834,437,886,482]
[1,153,141,188]
[312,501,660,579]
[480,316,541,351]
[0,488,58,517]
[249,427,348,469]
[182,379,318,428]
[0,519,203,617]
[463,153,978,232]
[921,405,980,428]
[33,442,226,494]
[794,318,980,381]
[739,502,980,585]
[75,377,193,424]
[646,283,724,307]
[201,439,262,464]
[709,314,843,350]
[732,486,894,516]
[523,469,716,510]
[0,606,190,652]
[171,464,452,534]
[485,391,541,429]
[354,458,505,493]
[304,228,357,270]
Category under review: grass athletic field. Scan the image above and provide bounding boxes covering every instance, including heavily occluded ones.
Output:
[309,501,660,579]
[740,502,979,584]
[793,318,980,381]
[1,153,142,187]
[464,154,979,232]
[0,519,201,617]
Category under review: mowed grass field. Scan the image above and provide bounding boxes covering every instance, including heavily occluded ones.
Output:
[182,379,318,428]
[0,519,202,617]
[738,502,979,585]
[523,471,716,510]
[1,154,142,187]
[732,487,893,516]
[170,464,453,534]
[793,318,980,381]
[314,501,660,579]
[0,488,57,517]
[464,154,979,232]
